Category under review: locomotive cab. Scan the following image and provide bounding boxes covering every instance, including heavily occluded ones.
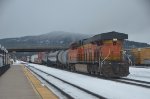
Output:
[100,40,129,77]
[97,32,129,77]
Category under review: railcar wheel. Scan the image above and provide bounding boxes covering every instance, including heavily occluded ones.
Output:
[87,65,93,75]
[70,65,76,72]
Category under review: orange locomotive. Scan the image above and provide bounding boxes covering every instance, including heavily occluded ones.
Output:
[68,31,129,77]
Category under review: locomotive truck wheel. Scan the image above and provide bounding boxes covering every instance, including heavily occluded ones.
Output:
[70,65,76,72]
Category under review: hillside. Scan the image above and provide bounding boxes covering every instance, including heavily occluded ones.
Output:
[0,31,149,49]
[0,31,89,48]
[124,40,150,49]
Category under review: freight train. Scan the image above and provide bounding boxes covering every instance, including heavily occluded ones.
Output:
[130,47,150,66]
[32,31,130,77]
[0,45,10,76]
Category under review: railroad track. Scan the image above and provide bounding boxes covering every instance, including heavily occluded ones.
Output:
[62,69,150,89]
[122,78,150,85]
[103,77,150,89]
[27,64,150,90]
[27,66,106,99]
[66,68,150,89]
[65,69,150,89]
[118,78,150,88]
[91,75,150,89]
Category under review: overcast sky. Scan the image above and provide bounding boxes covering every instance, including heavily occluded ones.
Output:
[0,0,150,43]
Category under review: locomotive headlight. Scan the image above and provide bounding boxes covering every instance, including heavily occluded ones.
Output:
[113,38,117,41]
[113,38,117,45]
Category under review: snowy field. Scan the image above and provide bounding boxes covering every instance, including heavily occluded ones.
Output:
[126,66,150,82]
[23,63,150,99]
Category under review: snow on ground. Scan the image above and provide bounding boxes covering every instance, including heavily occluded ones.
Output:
[30,67,98,99]
[26,63,150,99]
[127,66,150,82]
[12,60,27,65]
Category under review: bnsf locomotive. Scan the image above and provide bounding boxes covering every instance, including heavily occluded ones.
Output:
[40,31,129,77]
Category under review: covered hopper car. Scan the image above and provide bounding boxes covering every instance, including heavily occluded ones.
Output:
[131,47,150,66]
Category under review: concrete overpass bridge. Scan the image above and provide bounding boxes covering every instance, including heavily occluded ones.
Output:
[7,47,131,53]
[7,46,68,52]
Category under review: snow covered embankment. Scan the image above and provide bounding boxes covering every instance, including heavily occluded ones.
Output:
[127,66,150,82]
